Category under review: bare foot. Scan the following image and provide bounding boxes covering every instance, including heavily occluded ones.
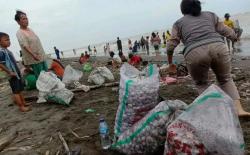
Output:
[19,106,31,112]
[238,109,250,117]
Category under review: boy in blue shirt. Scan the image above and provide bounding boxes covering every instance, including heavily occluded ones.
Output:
[0,32,30,112]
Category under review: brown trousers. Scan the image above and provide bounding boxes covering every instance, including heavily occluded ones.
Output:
[185,42,240,100]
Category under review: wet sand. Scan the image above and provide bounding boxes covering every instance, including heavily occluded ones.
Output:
[1,52,250,155]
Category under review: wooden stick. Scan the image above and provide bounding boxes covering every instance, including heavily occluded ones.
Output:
[71,82,119,92]
[0,132,18,152]
[58,132,70,155]
[104,82,119,87]
[2,145,34,152]
[56,150,60,155]
[69,128,98,140]
[72,132,89,139]
[69,129,90,139]
[45,150,50,155]
[49,136,53,143]
[12,136,31,144]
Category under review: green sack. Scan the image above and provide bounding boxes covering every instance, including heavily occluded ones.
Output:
[24,74,37,90]
[83,63,92,72]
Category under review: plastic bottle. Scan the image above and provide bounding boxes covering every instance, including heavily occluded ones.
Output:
[99,117,111,149]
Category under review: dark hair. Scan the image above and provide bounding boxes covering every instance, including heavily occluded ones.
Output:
[152,32,156,38]
[0,32,9,40]
[15,10,26,22]
[110,51,115,58]
[181,0,201,16]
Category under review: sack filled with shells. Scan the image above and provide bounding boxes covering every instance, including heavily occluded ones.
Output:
[112,100,187,155]
[165,84,245,155]
[114,63,160,137]
[164,120,207,155]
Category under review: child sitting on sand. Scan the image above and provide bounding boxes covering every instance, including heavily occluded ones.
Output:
[0,32,30,112]
[109,51,121,68]
[119,52,127,62]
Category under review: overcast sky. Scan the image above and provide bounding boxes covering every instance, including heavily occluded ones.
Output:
[0,0,250,58]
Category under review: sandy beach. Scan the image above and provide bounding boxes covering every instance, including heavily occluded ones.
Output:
[1,0,250,153]
[0,47,250,155]
[1,11,250,154]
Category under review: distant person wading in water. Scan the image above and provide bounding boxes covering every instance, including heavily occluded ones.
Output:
[88,45,92,55]
[54,46,61,60]
[145,36,150,55]
[150,32,161,60]
[93,46,97,56]
[117,37,123,55]
[167,0,250,117]
[128,39,132,51]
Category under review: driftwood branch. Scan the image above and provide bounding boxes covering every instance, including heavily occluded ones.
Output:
[72,82,119,92]
[58,132,70,155]
[69,128,98,140]
[2,145,34,152]
[0,132,18,152]
[56,150,60,155]
[45,150,50,155]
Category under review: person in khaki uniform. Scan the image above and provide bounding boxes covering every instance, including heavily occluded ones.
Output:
[15,10,47,78]
[167,0,250,117]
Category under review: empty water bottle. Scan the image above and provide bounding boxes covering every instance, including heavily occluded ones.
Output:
[99,117,111,149]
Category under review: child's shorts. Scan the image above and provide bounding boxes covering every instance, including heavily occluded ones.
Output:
[8,76,24,94]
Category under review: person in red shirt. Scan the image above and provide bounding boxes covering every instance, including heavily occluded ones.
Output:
[128,53,142,67]
[79,53,86,64]
[79,51,90,64]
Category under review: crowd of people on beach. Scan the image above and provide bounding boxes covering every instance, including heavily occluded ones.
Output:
[0,0,249,120]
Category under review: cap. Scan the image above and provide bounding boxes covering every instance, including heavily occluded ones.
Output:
[224,13,230,18]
